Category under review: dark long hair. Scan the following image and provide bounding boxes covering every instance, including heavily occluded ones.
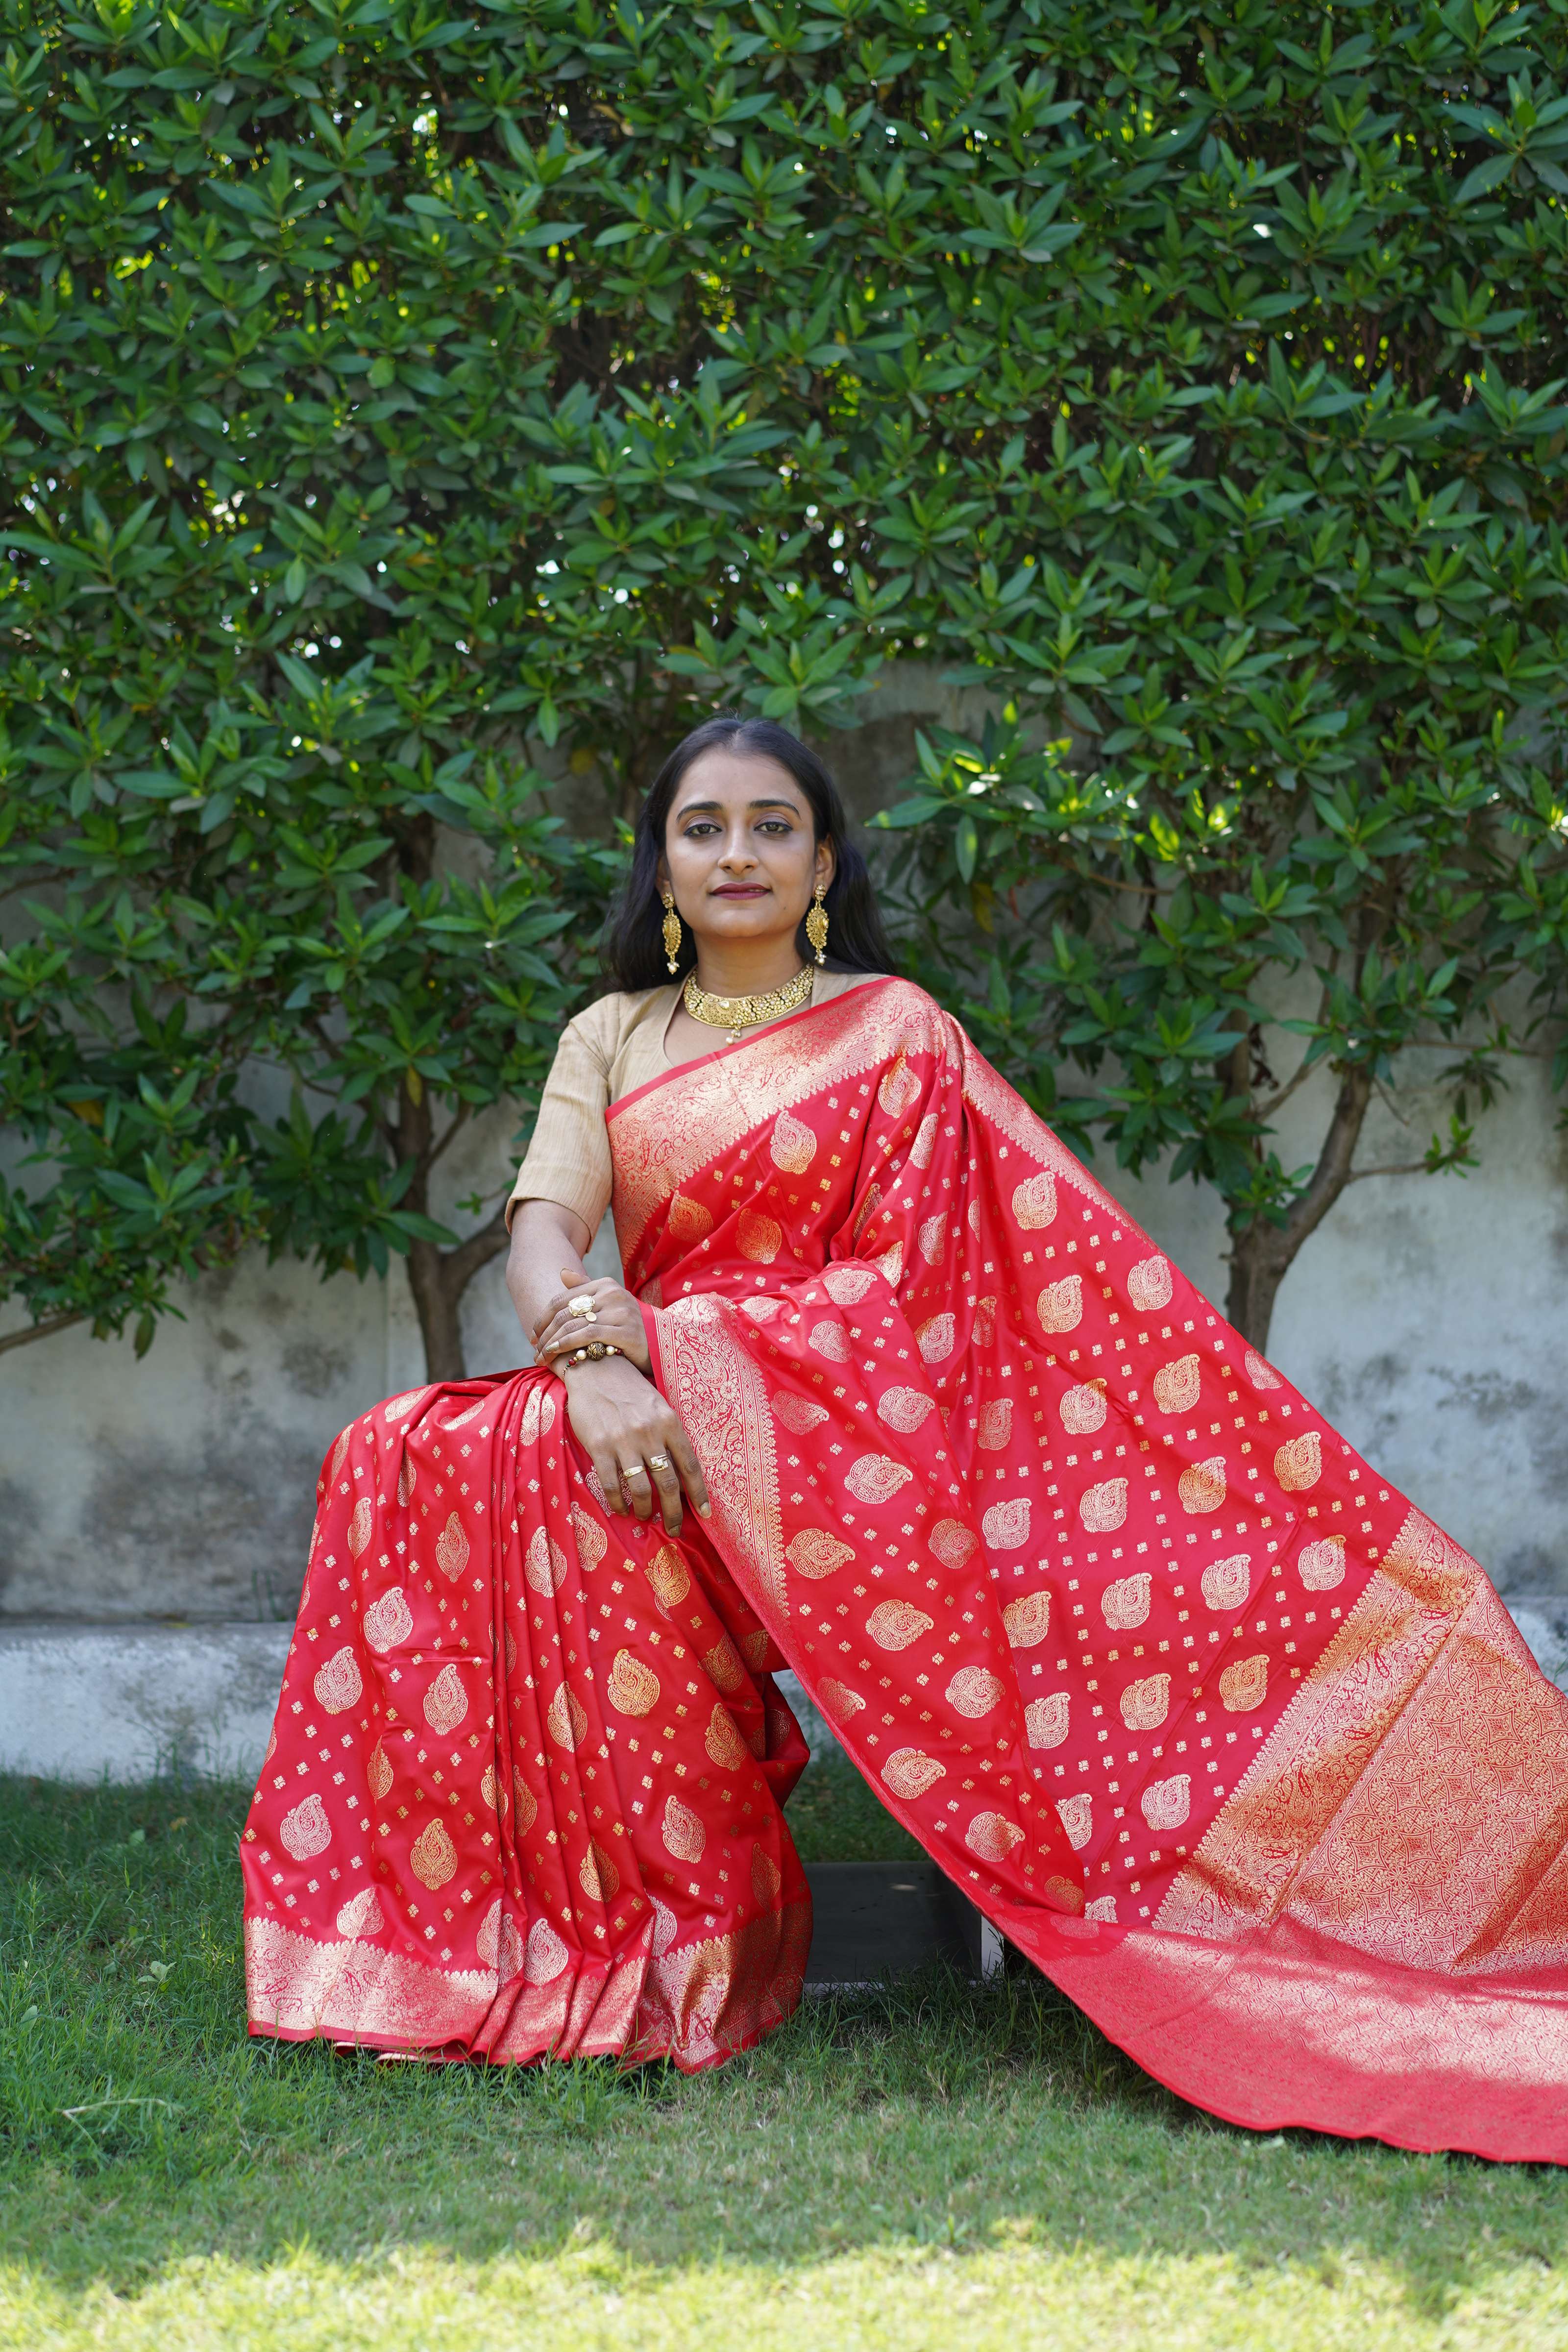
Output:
[601,716,894,992]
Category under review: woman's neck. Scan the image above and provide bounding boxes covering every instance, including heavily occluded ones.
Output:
[688,939,809,997]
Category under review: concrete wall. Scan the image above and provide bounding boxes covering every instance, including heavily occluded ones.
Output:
[5,666,1568,1626]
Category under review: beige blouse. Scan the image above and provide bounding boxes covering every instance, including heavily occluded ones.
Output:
[507,971,884,1241]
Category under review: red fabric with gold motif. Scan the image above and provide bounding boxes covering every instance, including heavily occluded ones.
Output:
[246,978,1568,2157]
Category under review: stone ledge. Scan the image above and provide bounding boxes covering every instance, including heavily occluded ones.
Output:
[2,1604,1565,1783]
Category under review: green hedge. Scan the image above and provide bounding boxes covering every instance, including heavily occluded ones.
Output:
[5,0,1568,1371]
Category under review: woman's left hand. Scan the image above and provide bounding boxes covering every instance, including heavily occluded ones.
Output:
[531,1269,653,1376]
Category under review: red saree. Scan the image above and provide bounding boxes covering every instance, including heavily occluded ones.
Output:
[245,977,1568,2158]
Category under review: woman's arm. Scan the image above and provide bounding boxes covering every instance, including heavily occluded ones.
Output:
[505,1199,710,1535]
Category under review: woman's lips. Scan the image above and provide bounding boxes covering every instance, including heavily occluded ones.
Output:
[711,884,769,897]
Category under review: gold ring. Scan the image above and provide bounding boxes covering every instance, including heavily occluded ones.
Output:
[623,1462,650,1483]
[646,1453,672,1472]
[567,1293,596,1318]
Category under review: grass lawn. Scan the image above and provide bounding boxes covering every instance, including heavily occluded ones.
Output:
[4,1758,1568,2351]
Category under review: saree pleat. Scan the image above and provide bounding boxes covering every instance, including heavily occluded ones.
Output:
[245,976,1568,2156]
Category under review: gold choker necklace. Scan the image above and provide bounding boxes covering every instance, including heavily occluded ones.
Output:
[683,964,813,1043]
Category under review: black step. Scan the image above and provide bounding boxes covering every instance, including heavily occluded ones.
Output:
[803,1860,998,1986]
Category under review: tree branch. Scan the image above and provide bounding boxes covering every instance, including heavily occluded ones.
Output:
[0,1309,88,1358]
[440,1207,511,1294]
[1343,1159,1435,1184]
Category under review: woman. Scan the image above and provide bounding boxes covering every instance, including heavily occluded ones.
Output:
[245,717,1568,2161]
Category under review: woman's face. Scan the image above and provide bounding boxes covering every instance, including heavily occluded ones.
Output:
[660,747,833,952]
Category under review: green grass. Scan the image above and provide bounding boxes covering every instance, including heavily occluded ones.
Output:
[4,1760,1568,2350]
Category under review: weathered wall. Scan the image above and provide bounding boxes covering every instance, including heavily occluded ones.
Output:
[6,670,1567,1619]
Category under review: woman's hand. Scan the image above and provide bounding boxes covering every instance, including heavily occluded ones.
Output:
[531,1268,652,1377]
[560,1353,711,1534]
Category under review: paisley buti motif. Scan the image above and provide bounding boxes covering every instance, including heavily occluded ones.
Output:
[976,1397,1013,1450]
[526,1526,570,1596]
[435,1512,470,1582]
[883,1748,946,1799]
[477,1898,524,1983]
[397,1453,417,1507]
[702,1633,746,1695]
[423,1663,468,1735]
[1221,1654,1269,1713]
[915,1312,956,1363]
[336,1887,383,1939]
[384,1387,427,1425]
[1120,1673,1171,1730]
[362,1586,412,1653]
[751,1847,783,1904]
[512,1771,538,1832]
[313,1646,362,1715]
[667,1192,714,1246]
[705,1704,750,1771]
[1085,1895,1118,1923]
[846,1453,914,1505]
[1152,1354,1201,1415]
[1026,1692,1070,1748]
[504,1622,517,1673]
[1127,1255,1174,1313]
[966,1811,1025,1862]
[772,1391,830,1435]
[480,1761,497,1812]
[1060,1380,1107,1435]
[879,1051,921,1116]
[817,1677,865,1722]
[662,1793,707,1863]
[280,1794,332,1861]
[1011,1170,1058,1229]
[645,1545,691,1609]
[580,1840,620,1903]
[569,1502,608,1571]
[972,1294,998,1348]
[785,1528,855,1579]
[740,1294,782,1323]
[947,1666,1005,1718]
[410,1817,457,1890]
[1003,1590,1051,1647]
[867,1601,933,1651]
[769,1108,817,1173]
[738,1208,783,1263]
[1141,1774,1191,1831]
[918,1211,947,1265]
[524,1917,569,1984]
[1297,1534,1347,1591]
[1244,1348,1283,1390]
[808,1320,853,1362]
[650,1897,678,1958]
[546,1683,588,1750]
[910,1110,940,1168]
[1036,1275,1084,1334]
[1179,1457,1226,1515]
[740,1627,769,1669]
[1080,1478,1128,1533]
[877,1384,936,1434]
[1101,1572,1152,1630]
[1275,1431,1323,1492]
[929,1518,978,1569]
[329,1426,351,1481]
[1055,1793,1093,1851]
[367,1739,393,1801]
[1201,1553,1252,1611]
[821,1263,879,1305]
[982,1497,1031,1549]
[608,1649,659,1715]
[521,1384,559,1444]
[347,1497,374,1559]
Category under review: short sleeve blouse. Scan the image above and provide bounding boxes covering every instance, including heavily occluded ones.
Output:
[506,971,882,1239]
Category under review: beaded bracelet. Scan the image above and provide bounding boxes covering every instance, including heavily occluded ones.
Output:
[561,1339,624,1372]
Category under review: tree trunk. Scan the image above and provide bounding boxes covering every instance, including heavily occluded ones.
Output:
[1225,1064,1374,1354]
[402,1215,512,1382]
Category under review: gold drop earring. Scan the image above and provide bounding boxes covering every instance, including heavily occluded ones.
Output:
[661,887,683,975]
[806,880,829,965]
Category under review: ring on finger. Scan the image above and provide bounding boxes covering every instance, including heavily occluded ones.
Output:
[622,1462,650,1484]
[646,1452,672,1473]
[567,1293,597,1319]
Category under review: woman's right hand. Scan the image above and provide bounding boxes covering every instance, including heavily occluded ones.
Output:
[561,1353,711,1536]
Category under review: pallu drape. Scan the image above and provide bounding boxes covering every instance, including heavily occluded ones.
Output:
[245,977,1568,2159]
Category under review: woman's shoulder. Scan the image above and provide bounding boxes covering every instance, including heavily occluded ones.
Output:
[566,984,679,1054]
[828,970,952,1034]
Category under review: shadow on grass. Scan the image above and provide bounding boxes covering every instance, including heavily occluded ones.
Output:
[3,1770,1567,2325]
